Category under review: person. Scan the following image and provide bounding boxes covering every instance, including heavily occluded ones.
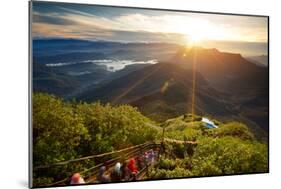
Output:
[104,161,110,171]
[97,166,110,183]
[144,151,149,165]
[110,162,122,182]
[136,155,145,170]
[148,149,155,165]
[121,161,130,181]
[131,172,137,181]
[128,158,138,175]
[70,173,85,185]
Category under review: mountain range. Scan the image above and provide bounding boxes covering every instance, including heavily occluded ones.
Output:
[245,55,268,67]
[78,47,268,140]
[33,39,269,140]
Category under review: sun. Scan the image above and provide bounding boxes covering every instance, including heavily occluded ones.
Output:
[191,33,204,42]
[186,32,205,46]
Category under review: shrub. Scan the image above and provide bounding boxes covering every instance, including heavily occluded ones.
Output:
[208,122,255,140]
[191,136,268,175]
[33,93,160,186]
[158,158,177,170]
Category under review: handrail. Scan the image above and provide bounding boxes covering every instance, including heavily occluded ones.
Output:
[34,138,197,187]
[34,142,156,170]
[163,138,197,144]
[85,143,160,184]
[35,138,196,170]
[38,142,161,187]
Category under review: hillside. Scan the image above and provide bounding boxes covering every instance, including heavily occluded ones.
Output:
[78,48,268,139]
[79,62,235,120]
[33,93,268,187]
[146,114,268,179]
[33,63,80,96]
[245,55,268,67]
[172,47,268,94]
[32,39,181,98]
[172,47,269,133]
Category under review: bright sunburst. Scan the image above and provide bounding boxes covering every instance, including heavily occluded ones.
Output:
[184,27,207,46]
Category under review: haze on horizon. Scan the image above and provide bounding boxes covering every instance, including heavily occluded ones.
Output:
[32,2,268,56]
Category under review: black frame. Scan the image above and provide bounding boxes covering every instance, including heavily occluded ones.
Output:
[28,1,270,188]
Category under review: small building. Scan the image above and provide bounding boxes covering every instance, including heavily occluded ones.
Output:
[201,117,218,129]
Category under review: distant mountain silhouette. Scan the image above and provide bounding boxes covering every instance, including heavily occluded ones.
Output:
[78,47,268,139]
[33,63,80,96]
[32,39,182,97]
[172,47,268,93]
[245,55,268,67]
[172,47,268,133]
[79,62,236,119]
[32,39,268,139]
[34,52,106,64]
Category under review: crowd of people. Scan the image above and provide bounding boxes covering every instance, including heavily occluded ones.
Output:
[70,149,159,185]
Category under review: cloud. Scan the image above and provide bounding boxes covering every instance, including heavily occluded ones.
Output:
[33,12,78,25]
[108,30,186,43]
[32,4,268,43]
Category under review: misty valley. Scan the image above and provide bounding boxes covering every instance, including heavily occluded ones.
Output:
[33,38,268,139]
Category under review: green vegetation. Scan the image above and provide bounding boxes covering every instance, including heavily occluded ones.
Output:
[191,137,268,176]
[33,93,268,186]
[206,122,255,140]
[33,93,160,186]
[148,115,268,179]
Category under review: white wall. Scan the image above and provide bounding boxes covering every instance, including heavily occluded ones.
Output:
[0,0,279,189]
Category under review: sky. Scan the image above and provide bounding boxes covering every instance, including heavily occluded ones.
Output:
[32,1,268,56]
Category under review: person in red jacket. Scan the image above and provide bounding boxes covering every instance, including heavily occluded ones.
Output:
[128,158,138,175]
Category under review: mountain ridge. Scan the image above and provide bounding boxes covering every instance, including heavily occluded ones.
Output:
[77,47,268,139]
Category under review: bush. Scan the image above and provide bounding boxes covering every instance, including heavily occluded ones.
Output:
[33,93,90,166]
[191,136,268,176]
[207,122,255,140]
[151,136,268,178]
[33,93,160,186]
[33,93,268,185]
[76,102,159,153]
[149,167,192,179]
[33,177,54,187]
[158,158,177,170]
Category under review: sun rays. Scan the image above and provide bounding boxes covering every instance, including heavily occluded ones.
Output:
[190,48,198,125]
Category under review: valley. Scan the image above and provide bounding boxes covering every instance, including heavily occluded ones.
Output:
[33,39,269,140]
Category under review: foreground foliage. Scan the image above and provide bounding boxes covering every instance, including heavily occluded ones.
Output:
[33,93,159,186]
[33,93,268,186]
[148,116,268,179]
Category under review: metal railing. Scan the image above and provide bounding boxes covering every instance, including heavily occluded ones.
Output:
[34,138,197,187]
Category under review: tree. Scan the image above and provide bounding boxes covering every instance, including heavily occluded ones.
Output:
[33,93,90,166]
[76,102,159,154]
